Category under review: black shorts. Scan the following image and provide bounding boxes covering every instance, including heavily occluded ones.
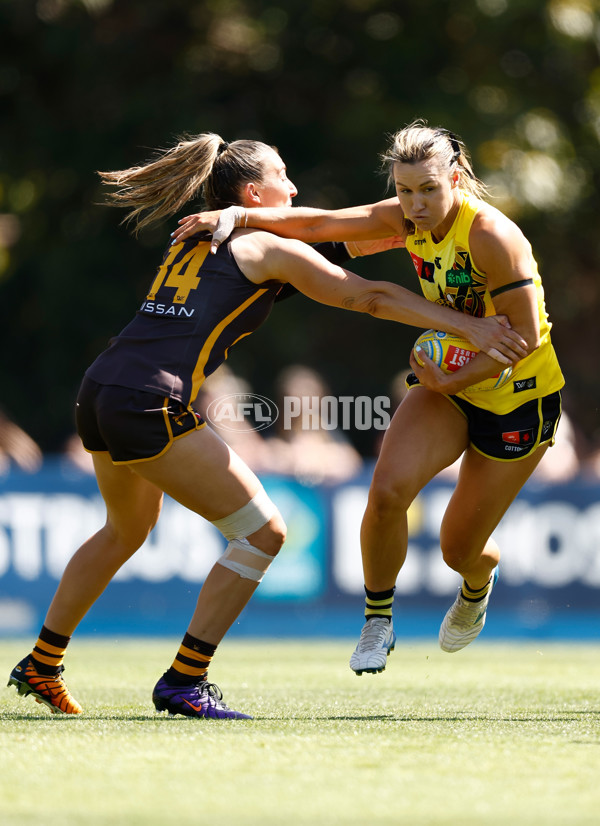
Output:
[448,390,562,461]
[75,376,205,464]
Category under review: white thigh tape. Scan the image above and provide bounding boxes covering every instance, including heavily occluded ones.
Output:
[211,488,277,540]
[217,538,274,582]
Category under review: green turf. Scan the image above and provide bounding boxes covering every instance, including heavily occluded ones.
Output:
[1,638,599,825]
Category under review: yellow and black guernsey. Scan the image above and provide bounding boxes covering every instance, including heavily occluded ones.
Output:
[405,192,564,414]
[86,234,284,406]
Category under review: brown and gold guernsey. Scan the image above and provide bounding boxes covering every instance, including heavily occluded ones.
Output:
[85,234,282,405]
[404,192,564,413]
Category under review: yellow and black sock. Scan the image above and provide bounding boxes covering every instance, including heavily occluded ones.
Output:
[461,576,493,603]
[364,585,395,621]
[164,633,216,685]
[30,625,71,676]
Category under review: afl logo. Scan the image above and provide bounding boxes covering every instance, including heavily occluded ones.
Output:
[206,393,279,433]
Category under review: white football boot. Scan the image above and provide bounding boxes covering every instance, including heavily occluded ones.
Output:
[350,617,396,675]
[439,568,499,653]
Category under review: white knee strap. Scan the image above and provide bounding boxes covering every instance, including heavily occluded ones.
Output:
[211,488,277,540]
[217,538,274,582]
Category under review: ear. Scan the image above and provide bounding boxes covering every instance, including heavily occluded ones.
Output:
[243,181,262,206]
[451,170,460,188]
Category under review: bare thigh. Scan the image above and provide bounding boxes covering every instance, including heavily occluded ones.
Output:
[370,387,469,505]
[129,424,268,522]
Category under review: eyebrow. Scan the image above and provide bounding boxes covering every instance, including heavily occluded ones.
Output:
[394,178,436,187]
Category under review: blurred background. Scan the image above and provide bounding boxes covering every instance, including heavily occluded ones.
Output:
[2,0,600,458]
[1,0,599,638]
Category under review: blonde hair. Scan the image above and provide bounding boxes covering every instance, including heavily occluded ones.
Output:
[98,133,275,233]
[381,120,488,200]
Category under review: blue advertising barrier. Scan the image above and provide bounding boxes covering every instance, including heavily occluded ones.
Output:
[1,458,599,639]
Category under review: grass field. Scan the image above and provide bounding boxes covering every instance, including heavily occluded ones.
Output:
[1,637,599,825]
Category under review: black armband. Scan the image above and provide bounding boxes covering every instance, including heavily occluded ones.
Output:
[312,241,351,266]
[489,278,534,299]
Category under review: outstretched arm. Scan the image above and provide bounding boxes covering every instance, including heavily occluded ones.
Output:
[235,232,528,364]
[171,199,407,249]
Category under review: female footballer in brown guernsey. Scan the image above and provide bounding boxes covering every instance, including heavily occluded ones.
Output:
[8,131,527,718]
[173,121,563,675]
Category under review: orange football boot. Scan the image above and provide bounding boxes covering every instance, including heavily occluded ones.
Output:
[8,656,83,715]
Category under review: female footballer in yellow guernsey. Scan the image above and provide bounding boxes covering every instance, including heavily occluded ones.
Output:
[7,132,526,718]
[173,121,564,674]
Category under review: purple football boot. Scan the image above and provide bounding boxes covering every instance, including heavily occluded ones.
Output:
[152,676,252,720]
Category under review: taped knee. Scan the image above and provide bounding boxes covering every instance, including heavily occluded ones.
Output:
[211,488,278,540]
[217,538,274,582]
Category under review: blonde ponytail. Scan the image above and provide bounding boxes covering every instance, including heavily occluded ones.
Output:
[98,133,223,233]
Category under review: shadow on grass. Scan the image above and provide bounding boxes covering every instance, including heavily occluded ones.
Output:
[3,709,599,723]
[1,712,159,722]
[256,710,600,723]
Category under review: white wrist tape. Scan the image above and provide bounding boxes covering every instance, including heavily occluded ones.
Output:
[211,488,277,540]
[218,538,274,582]
[212,205,247,247]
